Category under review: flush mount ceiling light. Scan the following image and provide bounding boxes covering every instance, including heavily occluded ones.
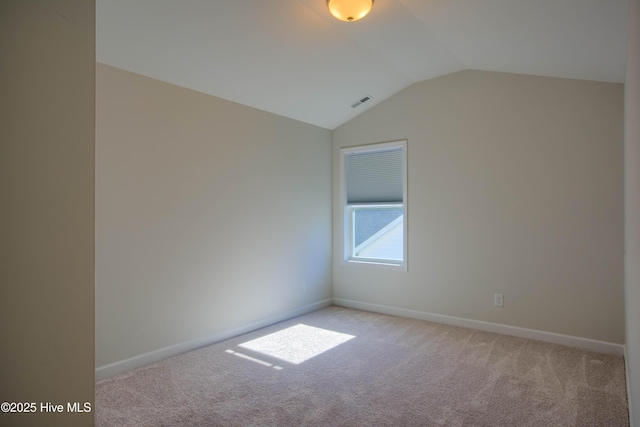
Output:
[327,0,374,22]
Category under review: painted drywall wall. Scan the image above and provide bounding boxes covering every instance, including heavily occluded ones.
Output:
[96,64,332,370]
[625,0,640,424]
[0,1,95,426]
[333,70,624,344]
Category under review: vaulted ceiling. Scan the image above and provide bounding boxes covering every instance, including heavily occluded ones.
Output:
[97,0,629,130]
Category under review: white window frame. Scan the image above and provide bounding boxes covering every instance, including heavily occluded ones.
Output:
[340,140,407,271]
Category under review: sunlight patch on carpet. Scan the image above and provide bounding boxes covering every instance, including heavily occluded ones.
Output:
[225,349,283,370]
[238,324,355,364]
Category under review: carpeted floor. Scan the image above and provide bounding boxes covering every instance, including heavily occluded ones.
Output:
[95,306,629,426]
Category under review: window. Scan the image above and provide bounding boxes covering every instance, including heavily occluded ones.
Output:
[340,140,407,269]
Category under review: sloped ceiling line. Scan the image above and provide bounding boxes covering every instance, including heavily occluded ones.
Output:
[97,0,628,130]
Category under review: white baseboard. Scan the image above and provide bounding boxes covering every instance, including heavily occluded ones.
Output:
[95,299,333,381]
[332,298,624,356]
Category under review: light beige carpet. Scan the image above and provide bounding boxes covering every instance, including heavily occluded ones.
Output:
[95,306,629,426]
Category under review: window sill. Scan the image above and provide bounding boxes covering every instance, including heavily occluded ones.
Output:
[341,259,407,272]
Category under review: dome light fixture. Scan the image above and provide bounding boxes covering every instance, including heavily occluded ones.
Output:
[327,0,374,22]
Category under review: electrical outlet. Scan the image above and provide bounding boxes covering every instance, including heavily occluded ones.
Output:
[494,293,504,307]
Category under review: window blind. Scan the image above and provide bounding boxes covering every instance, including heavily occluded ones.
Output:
[345,147,403,204]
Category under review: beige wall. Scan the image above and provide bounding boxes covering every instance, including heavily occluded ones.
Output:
[625,0,640,424]
[0,1,95,426]
[333,70,625,344]
[95,64,332,370]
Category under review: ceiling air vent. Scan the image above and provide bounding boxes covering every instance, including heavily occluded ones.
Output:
[351,95,372,109]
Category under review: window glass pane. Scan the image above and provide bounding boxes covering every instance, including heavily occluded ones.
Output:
[353,207,403,261]
[341,140,406,268]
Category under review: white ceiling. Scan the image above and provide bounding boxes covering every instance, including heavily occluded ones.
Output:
[97,0,629,130]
